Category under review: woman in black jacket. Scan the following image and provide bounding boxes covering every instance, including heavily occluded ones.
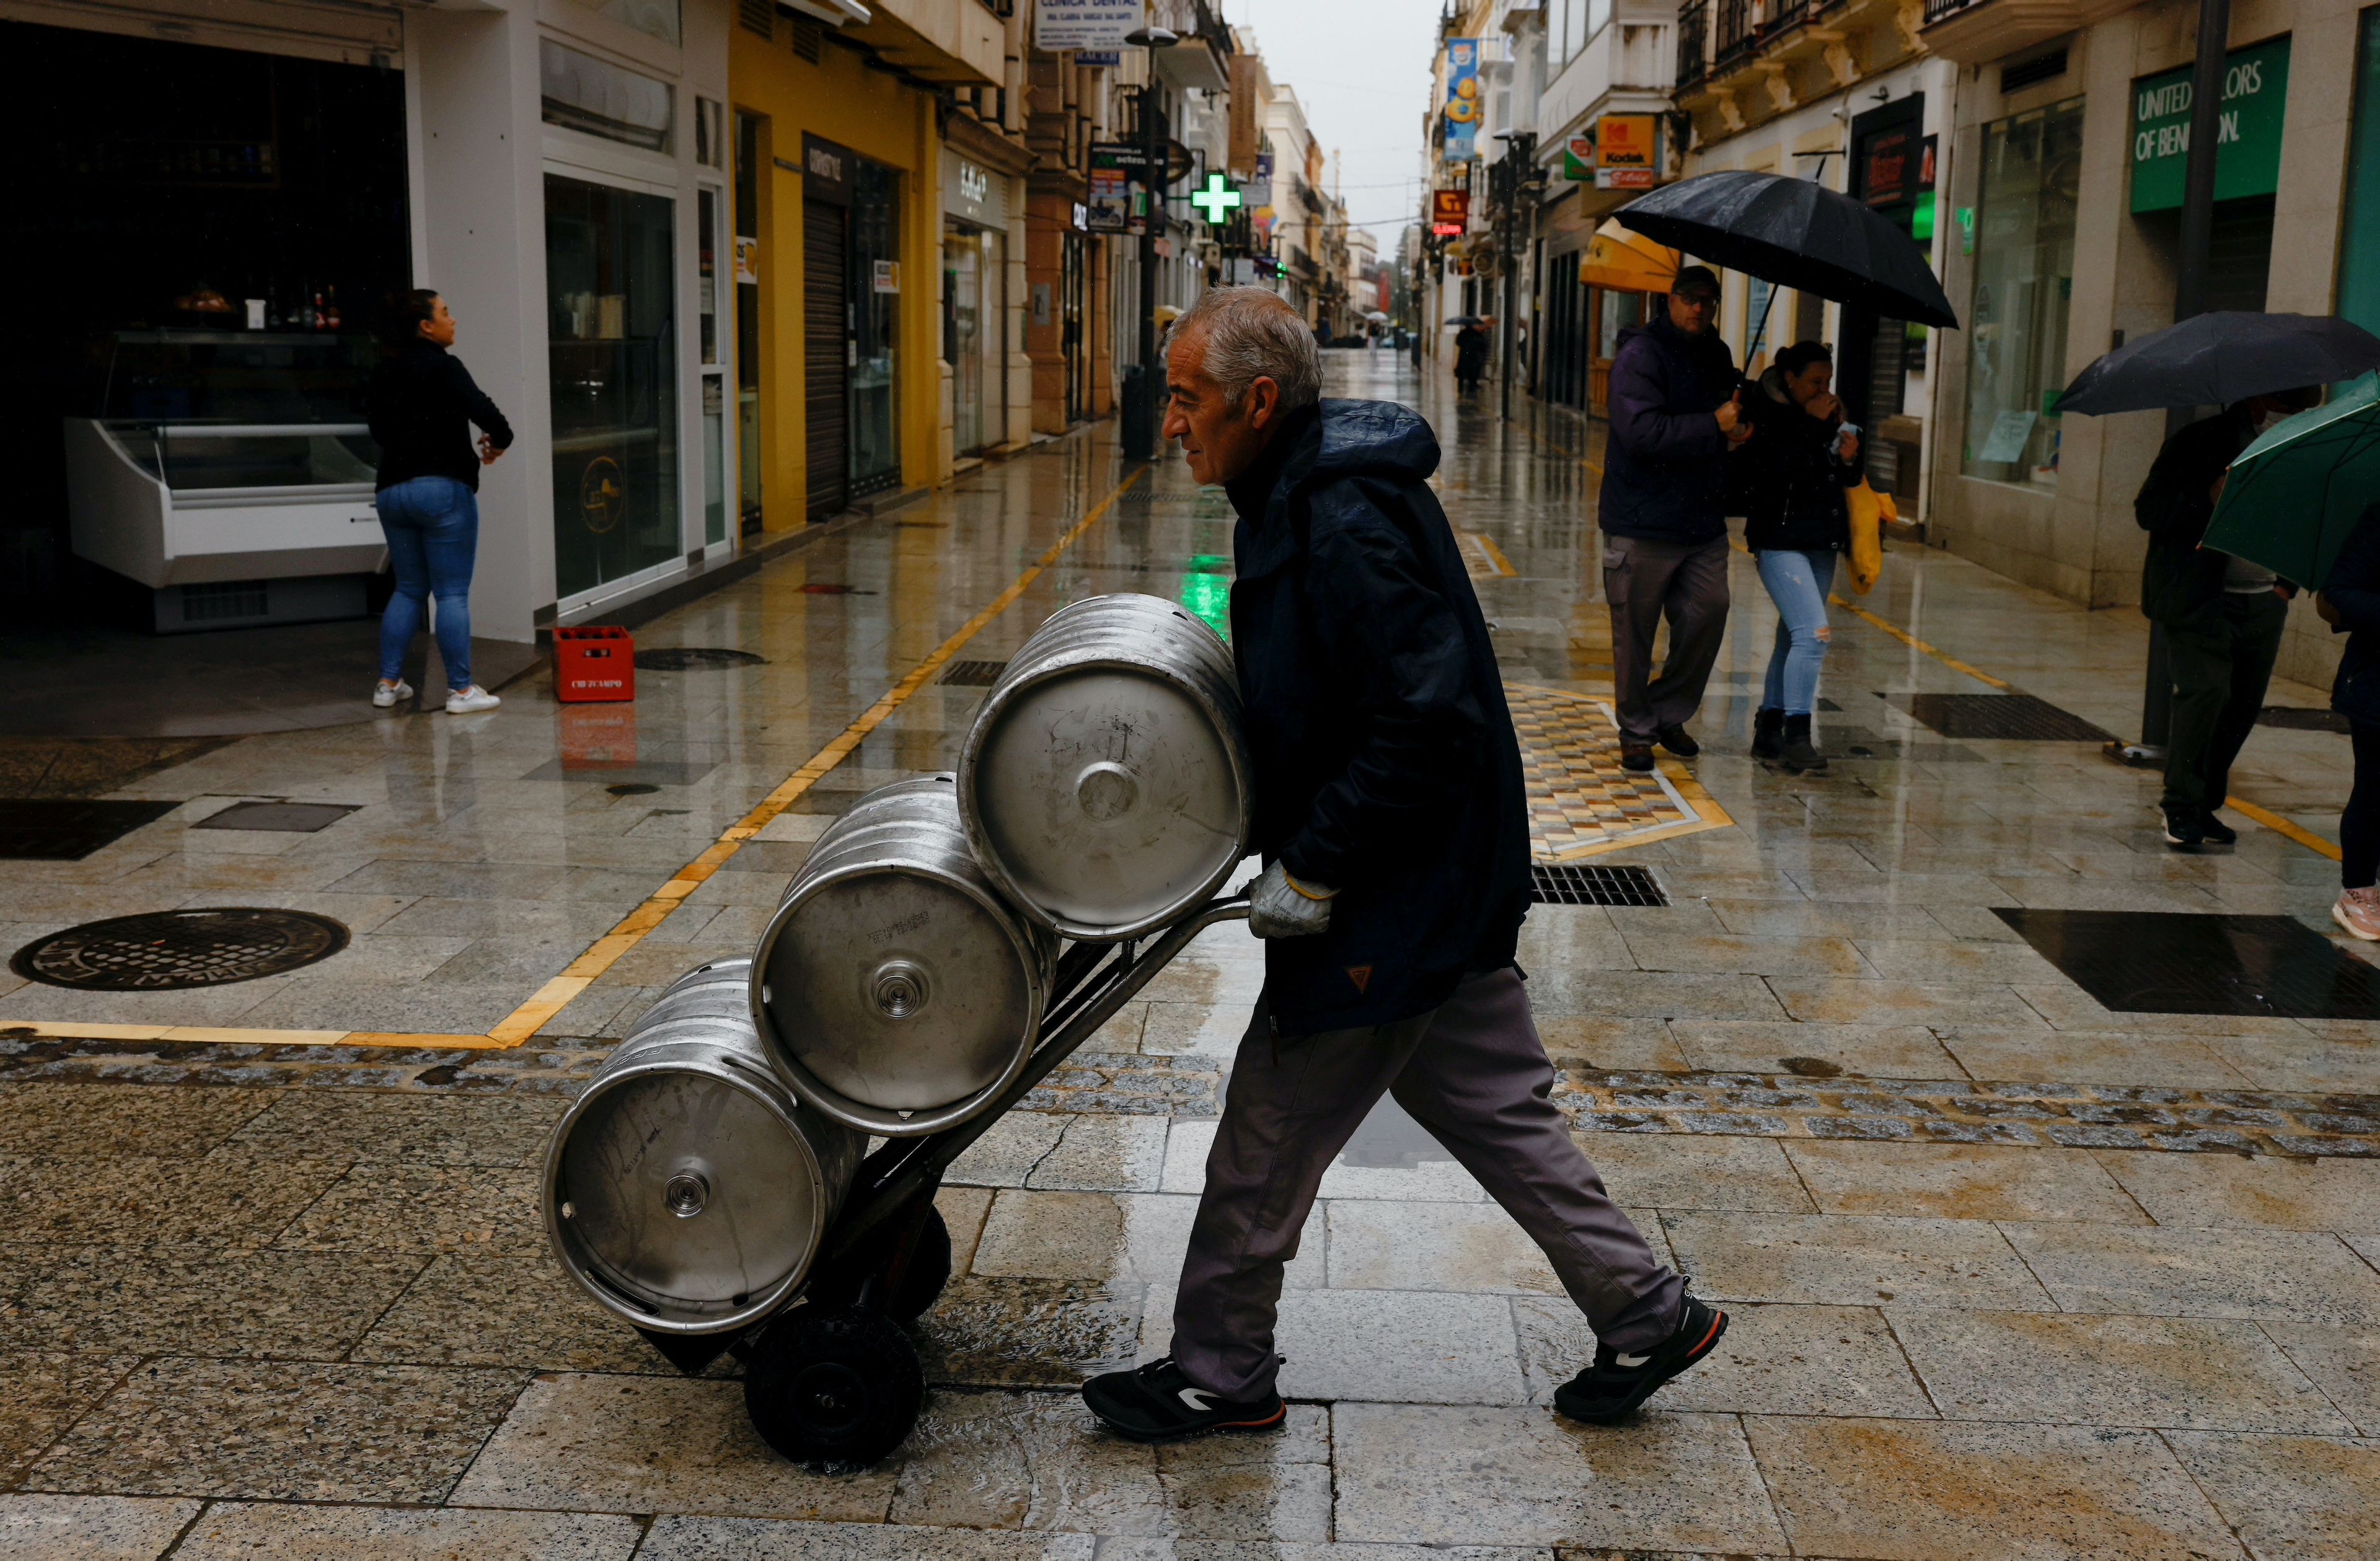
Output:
[366,289,513,714]
[1738,341,1860,773]
[2318,501,2380,939]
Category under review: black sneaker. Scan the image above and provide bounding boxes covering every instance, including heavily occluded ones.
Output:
[2199,809,2238,846]
[1620,743,1656,773]
[1082,1356,1285,1442]
[2162,807,2206,850]
[1553,1298,1729,1426]
[1655,724,1701,759]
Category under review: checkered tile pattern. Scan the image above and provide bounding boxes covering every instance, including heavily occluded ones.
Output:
[1503,682,1723,861]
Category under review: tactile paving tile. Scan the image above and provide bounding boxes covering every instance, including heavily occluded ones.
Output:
[1502,682,1731,861]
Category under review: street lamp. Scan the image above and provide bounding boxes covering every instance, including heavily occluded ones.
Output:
[1121,25,1177,460]
[1490,129,1537,423]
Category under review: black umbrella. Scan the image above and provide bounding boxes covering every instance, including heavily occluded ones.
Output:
[1615,170,1958,330]
[1443,315,1486,327]
[2056,312,2380,415]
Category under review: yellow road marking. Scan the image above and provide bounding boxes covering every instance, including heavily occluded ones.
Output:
[7,464,1148,1053]
[2220,796,2343,862]
[1825,594,2011,690]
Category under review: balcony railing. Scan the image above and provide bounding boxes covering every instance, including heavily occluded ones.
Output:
[1677,0,1709,89]
[1714,0,1756,69]
[1922,0,1977,22]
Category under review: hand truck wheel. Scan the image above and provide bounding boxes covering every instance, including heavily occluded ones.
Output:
[744,1305,925,1467]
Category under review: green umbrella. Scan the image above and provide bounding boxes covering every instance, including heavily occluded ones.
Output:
[2202,373,2380,590]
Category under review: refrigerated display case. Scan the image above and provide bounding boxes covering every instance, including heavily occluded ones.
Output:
[64,330,388,630]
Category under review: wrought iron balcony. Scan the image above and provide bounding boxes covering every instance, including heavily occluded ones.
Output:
[1677,0,1710,90]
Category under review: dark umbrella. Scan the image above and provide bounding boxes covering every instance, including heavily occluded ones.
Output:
[1443,315,1485,327]
[1615,170,1958,329]
[2056,312,2380,416]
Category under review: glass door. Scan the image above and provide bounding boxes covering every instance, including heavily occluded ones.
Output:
[734,112,764,535]
[699,183,728,548]
[945,226,984,456]
[848,158,900,497]
[544,172,679,602]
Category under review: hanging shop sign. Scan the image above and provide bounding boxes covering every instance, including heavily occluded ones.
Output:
[2130,35,2291,213]
[1443,38,1481,164]
[1034,0,1142,53]
[1430,188,1470,237]
[1562,133,1596,182]
[733,236,759,284]
[872,259,901,294]
[1595,115,1657,190]
[1087,149,1131,233]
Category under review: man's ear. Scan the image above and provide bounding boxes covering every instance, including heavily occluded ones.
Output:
[1246,376,1281,429]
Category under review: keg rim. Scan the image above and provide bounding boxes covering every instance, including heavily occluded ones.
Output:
[542,1042,832,1336]
[750,856,1050,1137]
[958,644,1252,943]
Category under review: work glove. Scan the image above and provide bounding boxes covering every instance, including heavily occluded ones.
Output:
[1249,861,1337,939]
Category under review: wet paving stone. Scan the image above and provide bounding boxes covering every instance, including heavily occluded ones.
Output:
[0,1246,425,1359]
[172,1503,644,1560]
[914,1277,1142,1389]
[27,1359,527,1503]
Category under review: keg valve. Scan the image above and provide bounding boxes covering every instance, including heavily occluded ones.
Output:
[1076,760,1139,822]
[663,1171,710,1219]
[871,959,930,1020]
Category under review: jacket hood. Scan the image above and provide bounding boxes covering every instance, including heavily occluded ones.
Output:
[1305,397,1440,484]
[1759,364,1793,403]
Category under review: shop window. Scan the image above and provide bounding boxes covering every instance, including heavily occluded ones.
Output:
[1962,96,2082,489]
[2342,7,2380,336]
[540,40,674,154]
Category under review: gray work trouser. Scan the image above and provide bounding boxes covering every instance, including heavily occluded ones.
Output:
[1170,967,1685,1400]
[1603,532,1732,742]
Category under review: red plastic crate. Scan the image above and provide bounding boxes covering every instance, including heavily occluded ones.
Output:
[554,625,635,703]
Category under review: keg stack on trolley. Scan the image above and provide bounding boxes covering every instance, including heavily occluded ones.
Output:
[542,595,1251,1467]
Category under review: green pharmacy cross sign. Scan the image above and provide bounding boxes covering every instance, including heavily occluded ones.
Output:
[1191,174,1242,225]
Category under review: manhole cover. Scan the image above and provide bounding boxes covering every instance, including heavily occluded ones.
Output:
[634,647,769,671]
[1994,907,2380,1019]
[1532,864,1667,907]
[940,659,1009,687]
[1903,693,2114,742]
[2260,706,2352,733]
[0,799,179,861]
[13,908,350,991]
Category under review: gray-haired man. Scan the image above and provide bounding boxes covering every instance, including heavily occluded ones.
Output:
[1080,288,1724,1443]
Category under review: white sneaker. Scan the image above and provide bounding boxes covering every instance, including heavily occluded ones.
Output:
[372,680,413,709]
[445,685,501,715]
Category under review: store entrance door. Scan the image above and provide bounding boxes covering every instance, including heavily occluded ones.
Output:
[1062,231,1088,424]
[804,200,848,521]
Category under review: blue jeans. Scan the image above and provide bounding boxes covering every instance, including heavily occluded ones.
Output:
[376,476,477,690]
[1756,547,1836,717]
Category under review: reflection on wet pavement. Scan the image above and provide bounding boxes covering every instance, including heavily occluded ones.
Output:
[4,352,2379,1555]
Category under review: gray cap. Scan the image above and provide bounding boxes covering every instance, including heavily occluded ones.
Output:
[1672,265,1722,301]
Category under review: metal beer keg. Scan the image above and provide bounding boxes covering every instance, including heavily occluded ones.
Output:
[545,957,860,1336]
[752,775,1056,1138]
[959,594,1250,940]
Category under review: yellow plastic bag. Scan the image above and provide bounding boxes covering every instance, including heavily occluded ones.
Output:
[1845,480,1892,596]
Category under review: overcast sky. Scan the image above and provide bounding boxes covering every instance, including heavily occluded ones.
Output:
[1225,0,1448,248]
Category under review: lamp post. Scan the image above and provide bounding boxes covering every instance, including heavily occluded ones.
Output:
[1122,25,1177,462]
[1491,130,1537,423]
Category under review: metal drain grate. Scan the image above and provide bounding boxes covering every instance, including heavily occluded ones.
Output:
[0,799,179,861]
[1531,864,1667,907]
[1903,693,2114,742]
[634,647,770,671]
[1994,907,2380,1019]
[940,659,1010,687]
[192,801,359,833]
[2260,706,2353,733]
[12,908,350,991]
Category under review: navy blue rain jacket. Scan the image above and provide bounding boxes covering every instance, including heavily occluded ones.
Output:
[2325,503,2380,726]
[1598,315,1740,545]
[1224,398,1533,1036]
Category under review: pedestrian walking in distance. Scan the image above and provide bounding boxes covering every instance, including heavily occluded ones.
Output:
[1599,265,1747,772]
[1739,341,1861,774]
[1453,319,1490,395]
[2316,501,2380,939]
[366,289,513,715]
[2135,386,2319,848]
[1080,286,1724,1443]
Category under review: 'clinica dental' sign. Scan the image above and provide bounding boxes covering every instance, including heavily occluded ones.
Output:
[2130,35,2291,213]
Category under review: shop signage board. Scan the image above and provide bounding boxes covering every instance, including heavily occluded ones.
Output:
[1088,149,1130,233]
[872,260,900,294]
[1034,0,1142,53]
[1562,134,1595,181]
[2130,36,2291,213]
[733,237,759,284]
[1443,38,1481,164]
[1431,188,1470,236]
[1595,115,1656,189]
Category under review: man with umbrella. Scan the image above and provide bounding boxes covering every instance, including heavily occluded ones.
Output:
[1599,265,1750,771]
[2135,386,2320,848]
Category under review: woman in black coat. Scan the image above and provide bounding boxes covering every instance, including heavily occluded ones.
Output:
[1735,340,1861,773]
[2317,501,2380,939]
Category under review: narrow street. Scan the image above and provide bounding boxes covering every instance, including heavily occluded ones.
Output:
[4,351,2377,1559]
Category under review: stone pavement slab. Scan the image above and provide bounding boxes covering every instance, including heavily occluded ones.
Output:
[1778,1140,2148,1222]
[173,1503,641,1559]
[1661,1211,2052,1309]
[0,1495,196,1561]
[2166,1430,2380,1561]
[2001,1222,2380,1325]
